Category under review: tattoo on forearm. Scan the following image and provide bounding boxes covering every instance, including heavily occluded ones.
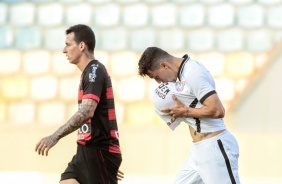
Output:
[52,99,95,140]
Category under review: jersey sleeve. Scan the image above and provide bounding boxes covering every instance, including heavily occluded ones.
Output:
[82,63,106,103]
[184,62,216,104]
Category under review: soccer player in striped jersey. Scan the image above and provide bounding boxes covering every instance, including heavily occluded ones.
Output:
[35,24,122,184]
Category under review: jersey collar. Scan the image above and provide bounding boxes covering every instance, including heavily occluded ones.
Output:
[177,54,190,80]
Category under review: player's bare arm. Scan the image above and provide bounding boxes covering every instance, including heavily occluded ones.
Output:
[162,93,225,119]
[35,99,97,156]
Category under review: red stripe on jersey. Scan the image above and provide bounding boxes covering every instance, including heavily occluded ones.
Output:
[108,109,116,120]
[77,132,91,142]
[107,87,114,99]
[83,94,100,103]
[78,90,83,100]
[110,130,119,140]
[109,145,121,154]
[84,132,91,141]
[77,140,86,145]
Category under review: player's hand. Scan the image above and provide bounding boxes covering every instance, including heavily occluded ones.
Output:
[161,95,187,118]
[117,170,124,181]
[35,135,58,156]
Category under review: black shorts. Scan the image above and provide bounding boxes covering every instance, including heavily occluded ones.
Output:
[60,144,122,184]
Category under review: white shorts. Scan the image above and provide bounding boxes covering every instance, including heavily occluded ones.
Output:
[174,130,240,184]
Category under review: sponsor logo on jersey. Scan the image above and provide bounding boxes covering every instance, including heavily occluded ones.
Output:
[89,64,98,82]
[167,117,176,126]
[77,122,92,141]
[155,82,170,99]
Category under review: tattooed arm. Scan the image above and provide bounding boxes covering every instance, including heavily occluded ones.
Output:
[35,99,97,156]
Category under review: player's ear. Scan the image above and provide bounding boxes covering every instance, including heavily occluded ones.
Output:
[79,42,86,51]
[160,61,167,68]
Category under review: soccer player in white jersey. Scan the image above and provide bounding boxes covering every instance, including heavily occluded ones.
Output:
[138,47,240,184]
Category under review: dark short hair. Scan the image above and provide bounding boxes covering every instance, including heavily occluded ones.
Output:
[138,47,171,77]
[65,24,96,53]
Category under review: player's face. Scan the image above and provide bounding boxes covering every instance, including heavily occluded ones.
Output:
[148,66,177,83]
[62,32,82,65]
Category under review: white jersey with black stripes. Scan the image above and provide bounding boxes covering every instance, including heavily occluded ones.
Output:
[153,56,226,133]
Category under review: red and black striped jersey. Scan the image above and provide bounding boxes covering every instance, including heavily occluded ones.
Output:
[77,60,121,154]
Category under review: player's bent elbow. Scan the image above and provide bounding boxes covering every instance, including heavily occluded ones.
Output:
[213,109,225,118]
[217,113,225,118]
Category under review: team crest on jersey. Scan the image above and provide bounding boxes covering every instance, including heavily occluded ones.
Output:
[175,81,185,92]
[89,64,98,82]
